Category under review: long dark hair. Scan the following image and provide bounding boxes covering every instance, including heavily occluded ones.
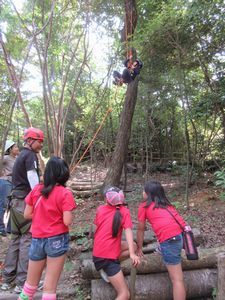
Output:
[112,207,122,238]
[144,181,172,208]
[41,156,70,197]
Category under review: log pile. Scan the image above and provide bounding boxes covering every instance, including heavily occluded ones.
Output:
[91,269,217,300]
[129,228,203,254]
[81,244,225,299]
[69,181,103,198]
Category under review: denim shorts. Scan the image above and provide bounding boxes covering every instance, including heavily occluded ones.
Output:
[29,233,69,261]
[93,256,121,276]
[160,234,183,265]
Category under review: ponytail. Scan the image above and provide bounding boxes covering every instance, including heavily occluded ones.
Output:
[112,207,122,237]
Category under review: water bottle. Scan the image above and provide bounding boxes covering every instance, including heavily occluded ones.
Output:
[183,225,199,260]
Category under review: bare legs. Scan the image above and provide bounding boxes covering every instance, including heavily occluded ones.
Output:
[166,263,186,300]
[108,270,130,300]
[25,254,66,294]
[105,241,138,299]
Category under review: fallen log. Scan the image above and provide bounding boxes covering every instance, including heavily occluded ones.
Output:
[81,245,225,279]
[91,268,217,300]
[122,228,203,246]
[217,252,225,300]
[72,189,99,198]
[122,230,155,244]
[69,181,103,191]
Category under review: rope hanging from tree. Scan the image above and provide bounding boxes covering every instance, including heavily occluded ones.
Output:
[70,107,113,173]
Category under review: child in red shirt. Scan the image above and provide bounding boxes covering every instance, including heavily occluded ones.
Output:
[93,186,140,300]
[18,157,77,300]
[137,181,187,300]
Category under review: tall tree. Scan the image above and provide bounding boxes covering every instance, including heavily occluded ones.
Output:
[104,0,139,187]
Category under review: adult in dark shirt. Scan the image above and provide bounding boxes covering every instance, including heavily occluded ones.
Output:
[113,56,143,86]
[1,127,44,293]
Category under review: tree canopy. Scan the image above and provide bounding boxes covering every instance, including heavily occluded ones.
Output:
[1,0,225,184]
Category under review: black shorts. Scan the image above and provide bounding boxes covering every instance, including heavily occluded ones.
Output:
[93,256,121,276]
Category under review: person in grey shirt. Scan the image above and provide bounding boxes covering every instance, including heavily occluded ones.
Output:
[0,140,19,236]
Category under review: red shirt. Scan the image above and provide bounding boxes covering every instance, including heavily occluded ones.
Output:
[138,201,186,243]
[25,184,76,238]
[93,204,133,259]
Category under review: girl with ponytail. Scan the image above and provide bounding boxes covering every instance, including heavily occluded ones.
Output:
[92,186,140,300]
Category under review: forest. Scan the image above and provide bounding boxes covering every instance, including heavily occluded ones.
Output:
[1,0,225,192]
[1,1,225,299]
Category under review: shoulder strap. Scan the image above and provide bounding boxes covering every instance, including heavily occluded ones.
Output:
[34,195,43,209]
[165,207,184,231]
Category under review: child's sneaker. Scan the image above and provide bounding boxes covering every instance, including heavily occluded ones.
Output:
[37,280,44,290]
[0,231,7,237]
[14,285,23,293]
[154,244,162,255]
[18,291,29,300]
[1,282,14,290]
[99,269,109,283]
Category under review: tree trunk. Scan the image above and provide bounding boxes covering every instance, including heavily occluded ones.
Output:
[91,269,217,300]
[104,80,138,186]
[104,0,138,187]
[0,33,32,127]
[81,245,224,280]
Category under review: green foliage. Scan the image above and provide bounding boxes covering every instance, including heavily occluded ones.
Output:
[1,0,225,167]
[212,287,217,299]
[214,168,225,189]
[214,168,225,201]
[171,201,182,209]
[185,215,198,224]
[64,261,74,272]
[73,286,86,300]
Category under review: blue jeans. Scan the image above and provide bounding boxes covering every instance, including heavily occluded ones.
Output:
[0,179,12,233]
[29,233,69,261]
[160,234,183,265]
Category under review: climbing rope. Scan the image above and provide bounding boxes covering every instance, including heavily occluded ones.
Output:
[70,107,113,174]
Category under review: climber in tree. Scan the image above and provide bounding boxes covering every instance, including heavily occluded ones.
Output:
[113,55,143,86]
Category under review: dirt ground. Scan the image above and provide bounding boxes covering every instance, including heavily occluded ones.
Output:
[0,166,224,299]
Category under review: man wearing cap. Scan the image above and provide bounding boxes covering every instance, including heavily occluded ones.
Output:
[1,127,44,293]
[0,141,19,236]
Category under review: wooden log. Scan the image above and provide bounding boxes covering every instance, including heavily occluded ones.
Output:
[81,228,202,255]
[122,228,203,246]
[91,269,217,300]
[217,252,225,300]
[69,182,103,191]
[122,230,155,244]
[81,245,225,279]
[72,189,99,198]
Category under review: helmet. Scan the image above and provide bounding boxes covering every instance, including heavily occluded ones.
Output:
[4,140,15,153]
[23,127,44,142]
[104,186,125,206]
